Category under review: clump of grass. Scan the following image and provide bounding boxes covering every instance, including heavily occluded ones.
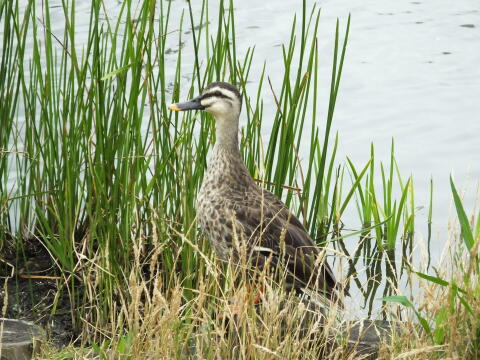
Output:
[342,141,417,315]
[36,219,356,359]
[36,196,479,359]
[379,179,479,359]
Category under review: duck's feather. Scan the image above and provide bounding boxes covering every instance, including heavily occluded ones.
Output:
[197,145,344,304]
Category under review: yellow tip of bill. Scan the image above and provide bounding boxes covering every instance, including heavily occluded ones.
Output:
[168,104,182,112]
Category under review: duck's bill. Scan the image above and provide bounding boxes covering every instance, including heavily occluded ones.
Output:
[168,96,205,111]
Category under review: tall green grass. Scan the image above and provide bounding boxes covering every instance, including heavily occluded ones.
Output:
[381,178,479,358]
[0,0,455,350]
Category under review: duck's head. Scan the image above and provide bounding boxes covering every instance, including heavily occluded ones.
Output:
[169,82,242,119]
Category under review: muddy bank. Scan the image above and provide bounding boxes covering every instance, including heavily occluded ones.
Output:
[1,238,77,348]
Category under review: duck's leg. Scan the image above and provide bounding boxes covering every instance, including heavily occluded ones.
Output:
[219,282,264,321]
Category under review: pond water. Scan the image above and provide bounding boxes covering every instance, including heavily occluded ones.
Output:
[5,0,480,311]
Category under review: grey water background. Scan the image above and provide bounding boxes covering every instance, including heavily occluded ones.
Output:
[4,0,480,314]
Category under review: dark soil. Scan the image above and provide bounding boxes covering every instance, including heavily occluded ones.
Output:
[0,237,77,348]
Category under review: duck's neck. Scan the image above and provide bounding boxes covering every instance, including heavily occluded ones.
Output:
[214,112,239,150]
[208,113,252,185]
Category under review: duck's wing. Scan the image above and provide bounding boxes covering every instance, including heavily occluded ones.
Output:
[231,186,343,302]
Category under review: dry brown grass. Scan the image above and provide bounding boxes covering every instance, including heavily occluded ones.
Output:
[36,219,479,360]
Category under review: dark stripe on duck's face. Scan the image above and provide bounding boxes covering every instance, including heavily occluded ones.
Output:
[201,91,235,102]
[204,81,241,100]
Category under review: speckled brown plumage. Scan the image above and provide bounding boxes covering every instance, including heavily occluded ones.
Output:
[171,81,343,303]
[196,142,340,299]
